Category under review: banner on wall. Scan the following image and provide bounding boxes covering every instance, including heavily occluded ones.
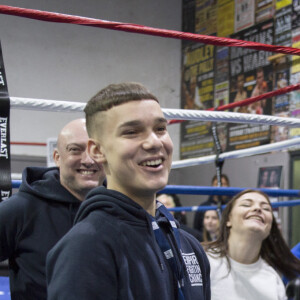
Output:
[256,0,275,24]
[217,0,235,37]
[214,46,230,107]
[0,41,11,202]
[274,5,292,45]
[291,0,300,38]
[228,20,274,151]
[271,5,292,143]
[195,0,217,35]
[276,0,292,10]
[182,0,196,33]
[180,42,215,159]
[288,1,300,140]
[235,0,255,32]
[289,25,300,139]
[213,46,230,152]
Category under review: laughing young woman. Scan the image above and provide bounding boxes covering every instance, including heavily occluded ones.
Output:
[203,189,300,300]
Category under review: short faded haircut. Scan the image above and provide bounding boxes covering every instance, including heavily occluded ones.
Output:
[84,82,159,137]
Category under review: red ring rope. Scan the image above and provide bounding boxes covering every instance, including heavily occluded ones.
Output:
[168,83,300,124]
[10,142,47,146]
[209,82,300,111]
[2,5,300,126]
[1,5,300,56]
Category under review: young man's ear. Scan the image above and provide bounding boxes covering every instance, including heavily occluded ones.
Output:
[87,139,107,163]
[53,149,60,167]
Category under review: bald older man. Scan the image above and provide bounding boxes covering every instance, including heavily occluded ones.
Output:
[0,119,105,300]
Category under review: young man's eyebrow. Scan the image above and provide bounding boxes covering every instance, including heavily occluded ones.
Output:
[155,117,168,124]
[118,120,143,129]
[118,118,168,129]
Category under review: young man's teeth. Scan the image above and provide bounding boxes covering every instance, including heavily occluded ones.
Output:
[80,170,94,175]
[142,159,162,166]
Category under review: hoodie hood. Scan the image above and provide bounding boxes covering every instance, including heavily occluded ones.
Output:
[75,186,149,225]
[75,186,181,229]
[19,166,80,204]
[75,186,182,274]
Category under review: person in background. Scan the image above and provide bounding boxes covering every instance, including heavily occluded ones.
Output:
[47,82,210,300]
[157,193,203,242]
[250,67,268,115]
[194,174,230,232]
[202,209,220,242]
[0,119,105,300]
[233,74,249,113]
[203,189,300,300]
[259,169,269,188]
[269,169,280,188]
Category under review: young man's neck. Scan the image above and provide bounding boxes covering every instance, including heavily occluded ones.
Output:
[126,193,157,216]
[107,183,157,216]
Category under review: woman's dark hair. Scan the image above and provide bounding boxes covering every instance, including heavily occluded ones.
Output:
[202,189,300,280]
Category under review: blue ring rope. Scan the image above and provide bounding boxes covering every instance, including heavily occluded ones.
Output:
[12,180,300,210]
[12,180,300,197]
[169,199,300,212]
[160,185,300,197]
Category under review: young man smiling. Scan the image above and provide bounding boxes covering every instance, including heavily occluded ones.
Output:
[47,83,210,300]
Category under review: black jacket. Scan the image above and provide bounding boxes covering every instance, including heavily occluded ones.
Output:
[0,167,81,300]
[47,187,211,300]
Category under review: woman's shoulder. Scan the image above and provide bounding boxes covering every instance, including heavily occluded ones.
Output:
[205,249,227,268]
[259,258,283,277]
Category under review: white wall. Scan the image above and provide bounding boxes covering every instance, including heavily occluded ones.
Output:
[0,0,181,159]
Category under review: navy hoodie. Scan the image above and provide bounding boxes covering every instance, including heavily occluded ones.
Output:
[0,167,81,300]
[47,186,210,300]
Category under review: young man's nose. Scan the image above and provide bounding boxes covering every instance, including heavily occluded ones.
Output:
[143,132,162,150]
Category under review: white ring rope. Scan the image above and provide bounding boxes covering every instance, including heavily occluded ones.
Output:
[11,173,22,180]
[10,97,85,112]
[10,97,300,128]
[163,108,300,128]
[10,97,300,170]
[171,137,300,169]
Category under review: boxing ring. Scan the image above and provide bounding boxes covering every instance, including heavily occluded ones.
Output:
[1,3,300,211]
[1,4,300,299]
[7,88,300,214]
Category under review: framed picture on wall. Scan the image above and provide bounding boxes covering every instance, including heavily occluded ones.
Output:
[258,166,283,226]
[257,166,282,188]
